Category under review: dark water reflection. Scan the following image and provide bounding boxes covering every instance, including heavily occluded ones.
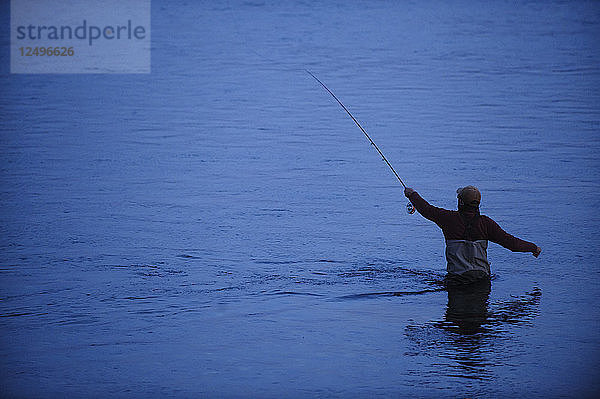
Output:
[443,280,493,335]
[405,283,542,382]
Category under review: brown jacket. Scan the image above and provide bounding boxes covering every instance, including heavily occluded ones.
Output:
[408,191,537,253]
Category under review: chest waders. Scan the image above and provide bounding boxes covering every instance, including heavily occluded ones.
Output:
[445,213,490,282]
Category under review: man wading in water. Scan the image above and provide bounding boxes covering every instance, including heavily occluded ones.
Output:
[404,186,541,286]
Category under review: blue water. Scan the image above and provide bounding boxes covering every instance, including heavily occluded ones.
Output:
[1,1,599,397]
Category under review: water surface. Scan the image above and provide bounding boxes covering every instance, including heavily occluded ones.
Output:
[1,1,599,397]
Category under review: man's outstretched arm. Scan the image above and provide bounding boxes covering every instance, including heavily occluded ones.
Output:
[485,217,541,257]
[404,188,449,224]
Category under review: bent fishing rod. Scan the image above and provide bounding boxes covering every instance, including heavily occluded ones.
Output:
[306,70,416,214]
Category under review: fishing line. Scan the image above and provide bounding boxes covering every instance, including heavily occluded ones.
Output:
[224,6,416,214]
[306,70,416,215]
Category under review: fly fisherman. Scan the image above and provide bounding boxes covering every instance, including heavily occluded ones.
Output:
[404,186,541,285]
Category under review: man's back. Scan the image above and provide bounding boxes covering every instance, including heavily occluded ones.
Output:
[407,191,537,253]
[405,189,539,285]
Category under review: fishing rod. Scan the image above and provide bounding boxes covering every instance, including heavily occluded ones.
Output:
[306,70,416,214]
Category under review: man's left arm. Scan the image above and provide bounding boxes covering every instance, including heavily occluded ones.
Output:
[485,217,540,256]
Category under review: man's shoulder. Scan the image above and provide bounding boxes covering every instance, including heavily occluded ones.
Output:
[479,214,500,227]
[438,208,460,219]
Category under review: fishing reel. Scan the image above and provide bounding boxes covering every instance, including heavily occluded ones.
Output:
[406,202,416,215]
